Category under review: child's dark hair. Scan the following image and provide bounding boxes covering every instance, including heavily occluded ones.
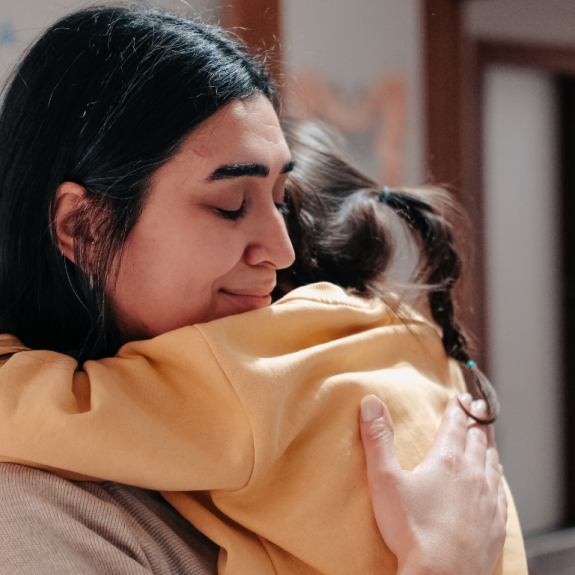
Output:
[280,118,499,424]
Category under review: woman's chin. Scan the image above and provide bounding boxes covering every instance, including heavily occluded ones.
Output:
[218,291,272,317]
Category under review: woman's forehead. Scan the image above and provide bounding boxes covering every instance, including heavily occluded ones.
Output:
[182,96,289,167]
[150,96,291,191]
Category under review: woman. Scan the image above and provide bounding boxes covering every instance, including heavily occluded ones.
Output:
[0,5,521,574]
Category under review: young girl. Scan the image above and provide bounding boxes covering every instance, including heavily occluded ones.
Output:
[0,6,524,575]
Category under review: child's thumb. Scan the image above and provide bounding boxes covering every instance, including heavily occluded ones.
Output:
[359,395,401,487]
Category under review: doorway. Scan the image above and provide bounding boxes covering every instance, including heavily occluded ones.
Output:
[468,41,575,539]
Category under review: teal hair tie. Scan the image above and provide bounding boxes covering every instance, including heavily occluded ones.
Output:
[466,360,477,369]
[378,186,392,204]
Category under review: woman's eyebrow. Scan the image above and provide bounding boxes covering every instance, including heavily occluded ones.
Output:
[207,159,295,182]
[281,159,296,174]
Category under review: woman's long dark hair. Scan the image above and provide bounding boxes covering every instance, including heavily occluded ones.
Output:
[281,119,499,423]
[0,5,277,360]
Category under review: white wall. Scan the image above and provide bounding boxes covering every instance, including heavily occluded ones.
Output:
[483,66,564,536]
[283,0,423,185]
[466,0,575,44]
[0,0,220,82]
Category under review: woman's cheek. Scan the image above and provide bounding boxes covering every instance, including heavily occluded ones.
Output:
[188,220,247,270]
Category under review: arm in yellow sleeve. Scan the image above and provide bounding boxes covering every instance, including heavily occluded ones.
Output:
[0,327,254,491]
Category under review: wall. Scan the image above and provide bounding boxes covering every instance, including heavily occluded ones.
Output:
[466,0,575,45]
[283,0,423,185]
[0,0,220,82]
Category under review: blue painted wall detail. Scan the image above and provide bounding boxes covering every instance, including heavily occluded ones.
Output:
[0,21,17,47]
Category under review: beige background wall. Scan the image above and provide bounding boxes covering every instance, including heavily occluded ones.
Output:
[466,0,575,45]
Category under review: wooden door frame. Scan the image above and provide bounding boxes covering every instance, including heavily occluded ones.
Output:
[423,0,494,371]
[221,0,282,82]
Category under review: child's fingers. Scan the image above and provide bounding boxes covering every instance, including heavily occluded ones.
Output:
[359,396,401,492]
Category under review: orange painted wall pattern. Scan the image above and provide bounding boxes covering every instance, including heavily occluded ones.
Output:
[286,70,408,186]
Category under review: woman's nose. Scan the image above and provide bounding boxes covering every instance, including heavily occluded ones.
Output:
[244,204,296,270]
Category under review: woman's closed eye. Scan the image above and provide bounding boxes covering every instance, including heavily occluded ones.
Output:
[216,198,288,221]
[216,202,246,221]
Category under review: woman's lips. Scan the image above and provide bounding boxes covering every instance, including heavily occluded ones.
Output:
[220,289,273,313]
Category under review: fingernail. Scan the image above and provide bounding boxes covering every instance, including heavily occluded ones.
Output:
[472,399,487,416]
[459,393,472,406]
[361,395,383,422]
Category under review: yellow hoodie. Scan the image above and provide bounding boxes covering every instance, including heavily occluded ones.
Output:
[0,283,526,575]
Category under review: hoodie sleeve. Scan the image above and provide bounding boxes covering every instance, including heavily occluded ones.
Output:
[0,327,254,491]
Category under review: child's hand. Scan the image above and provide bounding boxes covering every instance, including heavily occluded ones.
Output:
[360,394,507,575]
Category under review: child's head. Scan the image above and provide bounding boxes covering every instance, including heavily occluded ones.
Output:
[281,118,499,422]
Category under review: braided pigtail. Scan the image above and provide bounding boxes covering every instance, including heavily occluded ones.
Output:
[379,188,500,424]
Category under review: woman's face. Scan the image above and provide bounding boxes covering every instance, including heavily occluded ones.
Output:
[112,95,295,340]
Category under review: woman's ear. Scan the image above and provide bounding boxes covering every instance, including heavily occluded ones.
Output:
[54,182,86,263]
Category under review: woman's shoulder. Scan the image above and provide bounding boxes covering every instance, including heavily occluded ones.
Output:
[0,463,218,575]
